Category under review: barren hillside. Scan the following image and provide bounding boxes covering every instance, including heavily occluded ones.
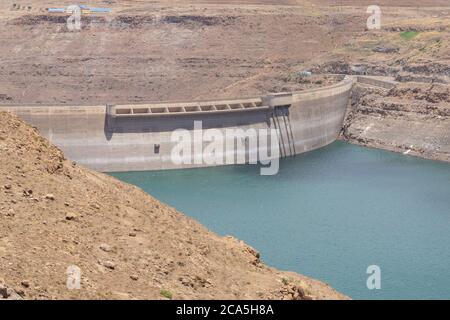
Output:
[0,0,363,104]
[343,82,450,162]
[0,111,347,300]
[307,7,450,162]
[1,1,448,104]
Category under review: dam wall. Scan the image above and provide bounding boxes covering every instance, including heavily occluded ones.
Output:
[0,76,353,172]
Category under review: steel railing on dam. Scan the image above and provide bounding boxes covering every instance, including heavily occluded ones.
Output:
[0,76,354,172]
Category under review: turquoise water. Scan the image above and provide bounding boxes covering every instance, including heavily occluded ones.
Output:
[110,141,450,299]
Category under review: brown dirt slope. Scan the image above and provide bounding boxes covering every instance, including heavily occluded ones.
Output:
[0,0,362,104]
[0,111,347,300]
[2,1,448,105]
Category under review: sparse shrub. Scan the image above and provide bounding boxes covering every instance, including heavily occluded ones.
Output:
[400,31,419,40]
[160,289,173,299]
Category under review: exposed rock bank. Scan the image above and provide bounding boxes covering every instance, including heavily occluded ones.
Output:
[310,10,450,162]
[342,82,450,162]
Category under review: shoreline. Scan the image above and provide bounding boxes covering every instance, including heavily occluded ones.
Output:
[339,137,450,164]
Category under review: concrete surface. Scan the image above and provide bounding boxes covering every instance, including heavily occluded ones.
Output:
[0,77,353,172]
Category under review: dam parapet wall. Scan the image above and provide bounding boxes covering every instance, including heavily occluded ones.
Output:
[0,76,353,172]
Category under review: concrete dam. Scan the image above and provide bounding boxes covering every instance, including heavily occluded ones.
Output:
[0,76,353,172]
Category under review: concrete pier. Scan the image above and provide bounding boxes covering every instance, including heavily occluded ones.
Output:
[0,76,353,172]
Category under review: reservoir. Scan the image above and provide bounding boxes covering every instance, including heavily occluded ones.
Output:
[111,141,450,299]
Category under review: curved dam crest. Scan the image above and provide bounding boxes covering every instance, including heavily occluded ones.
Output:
[0,77,353,172]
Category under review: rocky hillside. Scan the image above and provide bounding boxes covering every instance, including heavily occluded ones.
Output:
[307,6,450,162]
[0,0,358,104]
[0,112,347,300]
[342,82,450,162]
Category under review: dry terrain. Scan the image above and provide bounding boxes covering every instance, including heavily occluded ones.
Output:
[0,111,347,300]
[343,82,450,162]
[317,6,450,162]
[0,0,366,104]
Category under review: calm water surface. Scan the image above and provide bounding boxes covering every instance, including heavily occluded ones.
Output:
[110,141,450,299]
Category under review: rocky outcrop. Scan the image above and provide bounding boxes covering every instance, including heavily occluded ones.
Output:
[0,280,23,300]
[313,61,450,85]
[312,61,402,77]
[342,82,450,162]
